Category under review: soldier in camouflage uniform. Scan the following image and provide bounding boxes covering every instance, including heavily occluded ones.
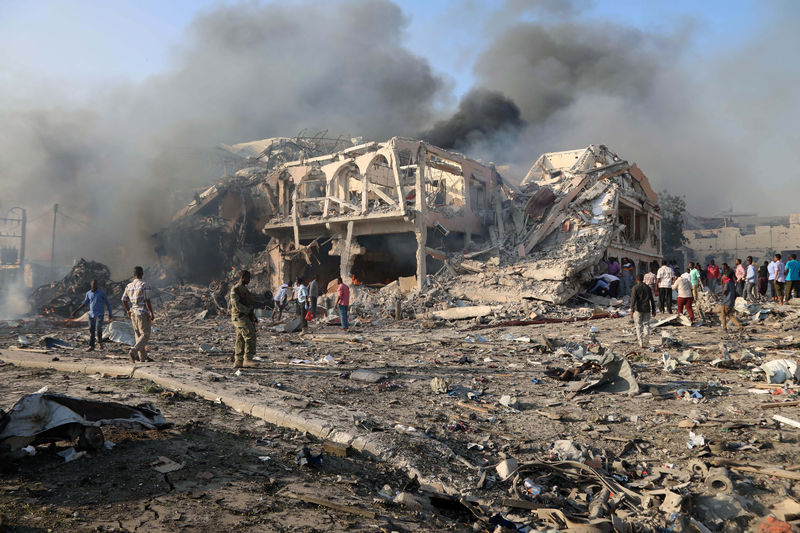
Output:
[230,270,258,368]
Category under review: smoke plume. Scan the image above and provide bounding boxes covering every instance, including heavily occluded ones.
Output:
[0,0,445,275]
[447,2,800,214]
[420,89,525,152]
[1,0,798,281]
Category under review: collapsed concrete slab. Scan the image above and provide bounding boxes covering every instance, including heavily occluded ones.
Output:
[449,145,662,304]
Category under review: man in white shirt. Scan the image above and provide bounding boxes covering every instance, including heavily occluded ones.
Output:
[271,283,290,321]
[773,254,786,305]
[656,261,675,313]
[744,256,758,302]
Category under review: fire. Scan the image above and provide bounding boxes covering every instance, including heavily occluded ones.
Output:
[351,275,363,285]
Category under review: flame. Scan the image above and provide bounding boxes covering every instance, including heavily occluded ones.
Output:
[351,275,363,285]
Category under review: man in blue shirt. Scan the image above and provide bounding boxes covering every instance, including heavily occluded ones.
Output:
[785,253,800,302]
[71,280,113,351]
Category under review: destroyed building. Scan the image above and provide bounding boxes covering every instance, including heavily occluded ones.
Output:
[450,145,662,305]
[158,141,661,306]
[260,137,506,291]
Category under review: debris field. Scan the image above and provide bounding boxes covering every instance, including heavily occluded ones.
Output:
[2,285,800,532]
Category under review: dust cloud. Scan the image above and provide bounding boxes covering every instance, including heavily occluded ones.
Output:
[1,0,797,278]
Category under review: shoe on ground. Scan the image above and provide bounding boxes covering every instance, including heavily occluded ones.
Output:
[233,360,243,369]
[98,344,103,350]
[87,346,95,352]
[242,359,258,368]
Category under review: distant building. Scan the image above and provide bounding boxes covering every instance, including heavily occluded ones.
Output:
[683,212,800,265]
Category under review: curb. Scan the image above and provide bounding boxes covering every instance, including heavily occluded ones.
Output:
[0,349,461,493]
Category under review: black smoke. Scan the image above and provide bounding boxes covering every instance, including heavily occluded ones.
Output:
[420,89,526,151]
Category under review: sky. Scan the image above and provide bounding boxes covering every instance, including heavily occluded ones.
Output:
[0,0,761,105]
[0,0,797,269]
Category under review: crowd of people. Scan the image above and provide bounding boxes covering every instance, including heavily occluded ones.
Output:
[68,253,800,363]
[69,267,354,369]
[588,253,800,349]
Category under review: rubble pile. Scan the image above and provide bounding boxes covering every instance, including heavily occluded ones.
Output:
[28,259,126,316]
[444,145,662,305]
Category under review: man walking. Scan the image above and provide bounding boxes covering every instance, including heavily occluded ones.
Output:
[758,261,769,298]
[620,257,635,297]
[744,256,758,302]
[630,273,656,348]
[295,277,309,330]
[335,276,351,331]
[672,271,695,324]
[773,254,786,305]
[706,260,721,294]
[719,272,743,333]
[71,279,113,351]
[785,253,800,302]
[643,265,657,296]
[690,263,702,301]
[735,259,746,297]
[121,266,154,363]
[656,261,675,313]
[307,275,319,318]
[230,270,258,368]
[767,257,777,301]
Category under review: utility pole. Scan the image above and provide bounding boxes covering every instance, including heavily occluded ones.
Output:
[50,203,59,275]
[19,208,26,266]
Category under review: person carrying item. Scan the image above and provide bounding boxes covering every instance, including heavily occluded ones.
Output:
[630,273,656,348]
[121,266,155,363]
[230,270,258,368]
[71,279,113,351]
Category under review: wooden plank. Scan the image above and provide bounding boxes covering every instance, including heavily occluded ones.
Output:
[760,401,800,409]
[773,414,800,429]
[456,401,492,414]
[710,459,800,481]
[281,492,376,519]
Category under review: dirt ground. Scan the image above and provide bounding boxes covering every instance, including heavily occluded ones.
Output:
[1,299,799,532]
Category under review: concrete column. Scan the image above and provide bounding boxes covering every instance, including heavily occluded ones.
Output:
[416,225,427,290]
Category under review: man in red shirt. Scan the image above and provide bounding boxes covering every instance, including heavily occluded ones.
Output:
[335,276,351,331]
[706,260,721,294]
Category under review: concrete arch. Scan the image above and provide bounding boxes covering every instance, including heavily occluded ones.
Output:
[355,152,389,175]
